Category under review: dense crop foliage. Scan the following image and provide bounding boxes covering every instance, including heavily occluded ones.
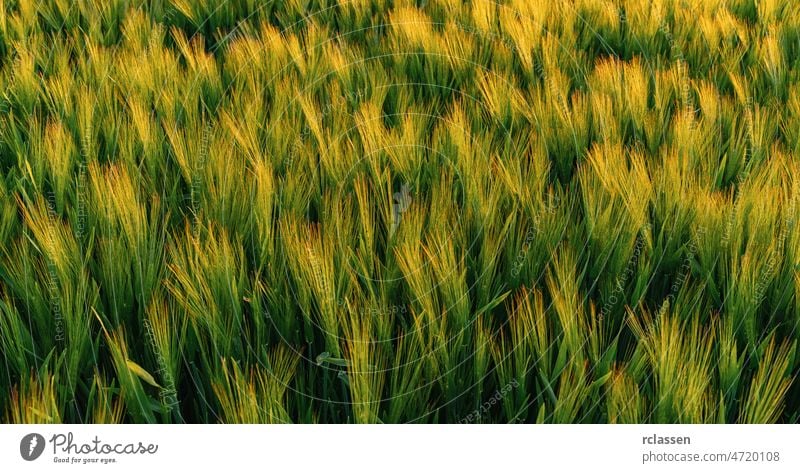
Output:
[1,0,800,423]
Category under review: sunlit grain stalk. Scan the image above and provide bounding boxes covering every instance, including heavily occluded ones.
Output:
[44,192,65,344]
[142,320,179,413]
[658,20,695,113]
[453,20,519,54]
[722,97,755,246]
[191,123,214,237]
[510,195,561,277]
[752,194,797,307]
[75,124,91,242]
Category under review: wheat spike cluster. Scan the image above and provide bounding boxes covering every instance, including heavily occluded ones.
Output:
[1,0,800,424]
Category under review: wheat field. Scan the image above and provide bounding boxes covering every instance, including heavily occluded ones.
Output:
[1,0,799,423]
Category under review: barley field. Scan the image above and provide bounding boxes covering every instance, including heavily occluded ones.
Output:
[1,0,799,424]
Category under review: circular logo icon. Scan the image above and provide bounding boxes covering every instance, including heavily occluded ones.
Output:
[20,433,45,461]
